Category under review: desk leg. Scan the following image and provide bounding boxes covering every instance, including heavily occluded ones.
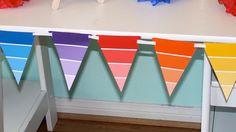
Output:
[35,36,58,131]
[0,49,3,132]
[201,53,212,132]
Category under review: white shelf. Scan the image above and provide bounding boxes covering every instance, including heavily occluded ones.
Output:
[3,80,46,132]
[0,0,236,43]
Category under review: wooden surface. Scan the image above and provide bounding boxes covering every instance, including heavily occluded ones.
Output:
[38,113,200,132]
[0,0,236,43]
[57,113,200,129]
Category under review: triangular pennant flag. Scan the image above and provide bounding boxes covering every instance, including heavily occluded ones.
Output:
[205,43,236,101]
[0,31,33,84]
[98,35,140,92]
[153,38,195,96]
[52,32,90,90]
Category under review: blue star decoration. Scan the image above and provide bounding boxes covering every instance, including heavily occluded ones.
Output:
[138,0,171,6]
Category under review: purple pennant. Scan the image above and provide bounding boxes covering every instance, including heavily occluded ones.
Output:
[52,32,90,90]
[52,32,90,46]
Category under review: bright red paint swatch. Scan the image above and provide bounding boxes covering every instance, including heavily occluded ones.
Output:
[99,35,140,49]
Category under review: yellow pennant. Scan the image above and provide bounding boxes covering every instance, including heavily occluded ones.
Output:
[205,43,236,101]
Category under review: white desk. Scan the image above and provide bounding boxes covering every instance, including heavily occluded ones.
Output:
[0,0,236,132]
[0,0,235,42]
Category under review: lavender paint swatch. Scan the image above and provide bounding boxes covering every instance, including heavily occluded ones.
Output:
[52,32,90,90]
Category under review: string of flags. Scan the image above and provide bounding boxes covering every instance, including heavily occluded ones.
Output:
[1,30,236,102]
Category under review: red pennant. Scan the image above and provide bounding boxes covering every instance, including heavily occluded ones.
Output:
[98,35,140,92]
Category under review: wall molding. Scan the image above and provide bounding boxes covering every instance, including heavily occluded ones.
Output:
[55,98,201,123]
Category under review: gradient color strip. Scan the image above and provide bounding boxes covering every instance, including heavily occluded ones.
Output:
[99,35,140,92]
[0,31,33,84]
[153,38,195,96]
[52,32,90,90]
[205,43,236,101]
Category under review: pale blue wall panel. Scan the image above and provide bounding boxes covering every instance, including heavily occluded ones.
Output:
[50,42,204,107]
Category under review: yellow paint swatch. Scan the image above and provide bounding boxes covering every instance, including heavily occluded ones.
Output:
[216,72,236,99]
[209,58,236,71]
[205,43,236,101]
[206,43,236,56]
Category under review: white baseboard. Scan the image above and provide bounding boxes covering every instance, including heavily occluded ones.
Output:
[55,98,201,123]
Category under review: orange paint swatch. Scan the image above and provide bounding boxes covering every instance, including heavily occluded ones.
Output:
[157,54,190,69]
[154,38,195,56]
[153,38,195,96]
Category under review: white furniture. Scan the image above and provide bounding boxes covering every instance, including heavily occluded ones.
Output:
[0,0,235,43]
[0,35,58,132]
[0,0,236,131]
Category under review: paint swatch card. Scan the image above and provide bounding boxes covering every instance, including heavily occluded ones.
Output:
[52,32,90,90]
[0,31,33,84]
[98,35,140,92]
[153,38,195,96]
[205,43,236,101]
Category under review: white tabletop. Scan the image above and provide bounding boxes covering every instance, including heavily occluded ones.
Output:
[0,0,236,43]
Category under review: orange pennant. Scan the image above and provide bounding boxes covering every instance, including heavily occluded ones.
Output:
[153,38,195,96]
